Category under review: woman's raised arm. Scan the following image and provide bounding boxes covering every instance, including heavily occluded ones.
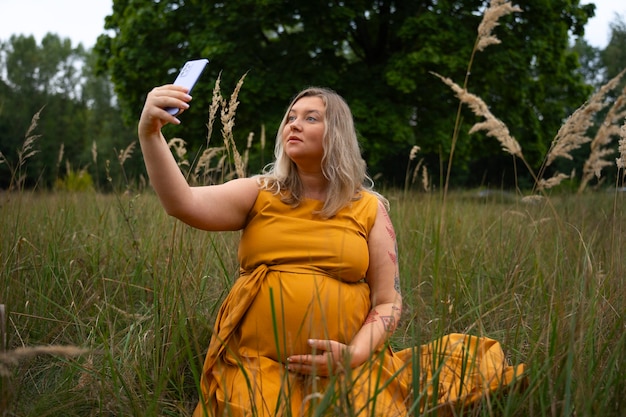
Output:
[138,85,259,231]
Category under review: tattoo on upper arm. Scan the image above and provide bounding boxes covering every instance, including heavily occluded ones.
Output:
[364,310,378,325]
[381,316,396,332]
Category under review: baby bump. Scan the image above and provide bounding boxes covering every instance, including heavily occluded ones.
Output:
[237,271,371,361]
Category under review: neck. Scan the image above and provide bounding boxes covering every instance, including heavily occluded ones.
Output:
[297,169,328,201]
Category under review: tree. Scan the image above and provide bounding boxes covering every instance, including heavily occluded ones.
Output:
[96,0,595,187]
[602,14,626,82]
[0,34,137,189]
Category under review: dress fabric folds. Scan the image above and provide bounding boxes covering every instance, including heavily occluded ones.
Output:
[193,190,524,417]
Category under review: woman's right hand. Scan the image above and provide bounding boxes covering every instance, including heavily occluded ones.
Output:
[138,85,192,139]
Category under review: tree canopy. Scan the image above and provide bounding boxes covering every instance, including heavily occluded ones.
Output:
[0,34,137,190]
[95,0,598,187]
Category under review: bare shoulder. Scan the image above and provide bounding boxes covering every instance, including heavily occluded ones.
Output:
[184,177,260,231]
[211,177,260,212]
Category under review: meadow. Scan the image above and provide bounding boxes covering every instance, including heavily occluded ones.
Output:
[2,2,626,415]
[1,185,625,416]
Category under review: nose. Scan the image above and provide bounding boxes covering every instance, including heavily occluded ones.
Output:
[289,118,302,131]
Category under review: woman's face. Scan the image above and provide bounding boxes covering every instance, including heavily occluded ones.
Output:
[282,96,326,170]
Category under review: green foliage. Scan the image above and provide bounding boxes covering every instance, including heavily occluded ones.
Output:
[0,34,138,190]
[54,165,95,192]
[96,0,596,186]
[601,15,626,83]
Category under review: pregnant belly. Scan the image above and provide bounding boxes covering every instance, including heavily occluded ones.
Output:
[236,271,371,361]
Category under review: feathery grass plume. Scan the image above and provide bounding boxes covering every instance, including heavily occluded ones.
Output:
[242,131,254,171]
[2,108,44,191]
[0,345,88,377]
[55,143,65,181]
[537,172,571,191]
[544,69,626,168]
[404,145,421,196]
[117,141,136,166]
[477,0,523,51]
[21,108,43,161]
[193,146,226,185]
[56,143,65,169]
[115,141,137,188]
[578,84,626,192]
[260,124,266,151]
[421,165,430,192]
[441,1,522,204]
[433,73,523,157]
[167,138,190,167]
[206,74,222,146]
[520,194,544,205]
[617,122,626,170]
[91,140,98,164]
[220,73,248,178]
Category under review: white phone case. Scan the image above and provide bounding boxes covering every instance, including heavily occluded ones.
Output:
[166,58,209,115]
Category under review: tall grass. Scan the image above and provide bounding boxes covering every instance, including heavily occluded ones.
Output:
[1,188,624,416]
[2,1,626,415]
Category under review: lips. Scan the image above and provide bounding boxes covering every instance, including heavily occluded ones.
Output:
[286,135,302,143]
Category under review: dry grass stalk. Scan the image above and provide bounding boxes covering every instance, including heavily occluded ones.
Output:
[477,0,523,51]
[206,74,222,147]
[578,84,626,192]
[0,108,44,191]
[91,140,98,164]
[168,138,190,167]
[421,165,430,192]
[242,131,254,170]
[18,110,43,167]
[220,73,248,178]
[192,146,226,185]
[433,73,523,157]
[617,122,626,170]
[0,345,88,377]
[537,172,571,191]
[545,69,626,167]
[0,304,5,351]
[404,145,421,194]
[56,143,65,169]
[521,195,544,205]
[117,141,136,166]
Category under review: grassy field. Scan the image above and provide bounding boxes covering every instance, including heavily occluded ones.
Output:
[2,3,625,414]
[1,187,624,416]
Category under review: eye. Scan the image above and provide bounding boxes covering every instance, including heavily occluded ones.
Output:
[287,115,296,122]
[306,116,318,122]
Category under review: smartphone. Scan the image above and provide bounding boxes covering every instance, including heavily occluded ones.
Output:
[165,58,209,116]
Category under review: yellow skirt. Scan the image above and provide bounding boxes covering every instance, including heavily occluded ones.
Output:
[192,265,525,416]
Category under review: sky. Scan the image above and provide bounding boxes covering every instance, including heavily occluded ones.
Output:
[0,0,624,50]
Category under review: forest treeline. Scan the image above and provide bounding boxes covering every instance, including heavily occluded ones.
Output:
[1,0,625,191]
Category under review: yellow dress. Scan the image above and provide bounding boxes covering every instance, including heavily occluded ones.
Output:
[193,190,524,417]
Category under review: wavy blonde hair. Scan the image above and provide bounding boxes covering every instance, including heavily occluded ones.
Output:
[257,87,386,218]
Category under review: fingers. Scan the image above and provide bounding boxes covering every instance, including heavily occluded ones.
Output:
[286,340,349,376]
[286,352,338,376]
[139,85,193,134]
[148,85,192,117]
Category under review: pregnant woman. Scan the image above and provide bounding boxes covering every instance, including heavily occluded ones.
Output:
[137,85,524,416]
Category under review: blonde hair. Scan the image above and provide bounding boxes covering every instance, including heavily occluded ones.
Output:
[257,87,387,218]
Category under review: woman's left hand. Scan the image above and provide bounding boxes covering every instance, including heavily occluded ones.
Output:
[286,339,366,376]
